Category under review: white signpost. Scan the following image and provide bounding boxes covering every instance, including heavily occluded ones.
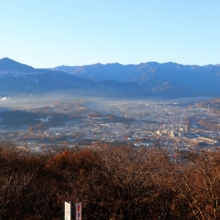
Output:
[75,202,82,220]
[64,201,71,220]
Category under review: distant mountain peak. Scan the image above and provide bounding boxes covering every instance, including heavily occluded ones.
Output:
[0,57,13,61]
[0,57,35,73]
[0,57,23,64]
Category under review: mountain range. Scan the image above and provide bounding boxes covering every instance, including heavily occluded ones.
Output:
[0,57,220,98]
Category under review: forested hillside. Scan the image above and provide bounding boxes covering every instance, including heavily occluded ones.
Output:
[1,143,220,219]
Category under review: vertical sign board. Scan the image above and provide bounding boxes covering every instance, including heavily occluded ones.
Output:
[64,201,71,220]
[75,202,82,220]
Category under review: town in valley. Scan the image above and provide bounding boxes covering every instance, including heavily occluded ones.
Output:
[0,95,219,152]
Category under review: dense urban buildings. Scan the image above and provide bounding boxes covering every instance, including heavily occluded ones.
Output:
[0,97,219,151]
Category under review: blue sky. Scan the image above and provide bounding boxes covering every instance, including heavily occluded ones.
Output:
[0,1,220,68]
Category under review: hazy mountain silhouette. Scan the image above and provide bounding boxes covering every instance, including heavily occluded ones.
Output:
[53,62,220,83]
[52,63,137,82]
[0,58,36,73]
[53,62,220,97]
[1,58,220,98]
[0,58,137,97]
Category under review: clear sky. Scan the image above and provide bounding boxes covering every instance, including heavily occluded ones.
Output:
[0,0,220,68]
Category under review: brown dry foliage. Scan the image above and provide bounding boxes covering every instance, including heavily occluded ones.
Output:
[1,142,220,219]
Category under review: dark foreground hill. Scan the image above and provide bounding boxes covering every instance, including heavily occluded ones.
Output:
[1,57,220,98]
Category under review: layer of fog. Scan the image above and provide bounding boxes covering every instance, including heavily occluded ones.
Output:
[0,90,213,113]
